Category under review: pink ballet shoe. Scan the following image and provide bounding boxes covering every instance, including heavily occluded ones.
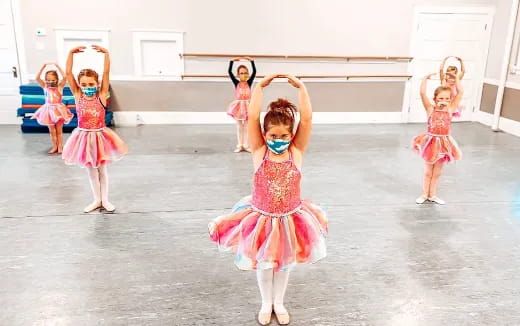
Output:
[257,311,272,325]
[84,201,102,213]
[102,201,116,213]
[273,304,290,325]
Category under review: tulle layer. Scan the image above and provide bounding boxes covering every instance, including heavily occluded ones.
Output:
[32,103,73,125]
[210,195,328,271]
[226,100,249,121]
[62,127,128,168]
[413,133,462,164]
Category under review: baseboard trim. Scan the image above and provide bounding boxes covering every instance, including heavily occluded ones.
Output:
[113,111,404,126]
[498,116,520,137]
[475,110,520,136]
[0,112,22,125]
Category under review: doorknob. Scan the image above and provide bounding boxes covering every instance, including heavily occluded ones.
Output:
[12,66,18,78]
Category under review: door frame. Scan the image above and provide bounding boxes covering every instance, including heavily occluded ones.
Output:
[10,0,28,84]
[402,6,495,123]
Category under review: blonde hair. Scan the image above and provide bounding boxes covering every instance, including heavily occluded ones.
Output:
[434,86,452,100]
[446,65,458,74]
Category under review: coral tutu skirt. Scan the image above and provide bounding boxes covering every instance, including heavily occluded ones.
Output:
[413,133,462,164]
[226,100,249,121]
[32,103,73,126]
[62,127,128,168]
[209,195,328,271]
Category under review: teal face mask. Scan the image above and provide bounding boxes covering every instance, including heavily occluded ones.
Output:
[266,139,291,155]
[81,87,98,97]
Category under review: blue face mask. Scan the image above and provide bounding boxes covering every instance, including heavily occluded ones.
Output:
[266,139,291,155]
[81,87,98,97]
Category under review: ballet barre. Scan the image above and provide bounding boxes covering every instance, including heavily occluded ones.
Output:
[181,74,412,79]
[180,53,413,61]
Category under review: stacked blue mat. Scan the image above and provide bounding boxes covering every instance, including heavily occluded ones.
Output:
[17,83,113,133]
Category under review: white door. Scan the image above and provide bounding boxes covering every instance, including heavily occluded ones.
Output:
[407,10,492,122]
[0,0,21,124]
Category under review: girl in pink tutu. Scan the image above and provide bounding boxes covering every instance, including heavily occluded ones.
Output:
[227,56,256,152]
[440,56,466,118]
[413,72,463,205]
[33,63,73,154]
[62,45,128,213]
[209,74,327,325]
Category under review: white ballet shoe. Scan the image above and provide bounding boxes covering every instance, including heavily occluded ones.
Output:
[415,195,428,204]
[84,201,102,213]
[428,196,445,205]
[234,145,243,153]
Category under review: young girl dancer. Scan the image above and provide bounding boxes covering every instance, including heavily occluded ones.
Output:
[227,56,256,152]
[33,63,73,154]
[440,56,466,117]
[209,74,327,325]
[62,45,128,213]
[413,73,463,205]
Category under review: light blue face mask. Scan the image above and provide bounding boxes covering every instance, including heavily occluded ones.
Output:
[266,139,291,155]
[81,87,98,97]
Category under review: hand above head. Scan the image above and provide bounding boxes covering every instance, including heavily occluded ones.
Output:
[91,45,108,54]
[70,46,86,54]
[286,75,303,88]
[259,74,281,88]
[243,56,253,61]
[445,72,456,79]
[232,57,241,61]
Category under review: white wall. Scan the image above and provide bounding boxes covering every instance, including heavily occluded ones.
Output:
[19,0,494,77]
[485,0,513,80]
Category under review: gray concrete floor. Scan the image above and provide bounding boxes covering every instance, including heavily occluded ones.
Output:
[1,122,520,326]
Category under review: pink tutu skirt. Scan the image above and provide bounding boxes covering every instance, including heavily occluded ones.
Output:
[413,133,462,164]
[32,103,73,126]
[209,196,328,271]
[227,100,249,121]
[62,127,128,168]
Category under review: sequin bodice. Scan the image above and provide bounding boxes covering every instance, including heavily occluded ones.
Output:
[44,87,62,105]
[427,109,451,136]
[251,154,302,215]
[77,96,105,129]
[235,82,251,100]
